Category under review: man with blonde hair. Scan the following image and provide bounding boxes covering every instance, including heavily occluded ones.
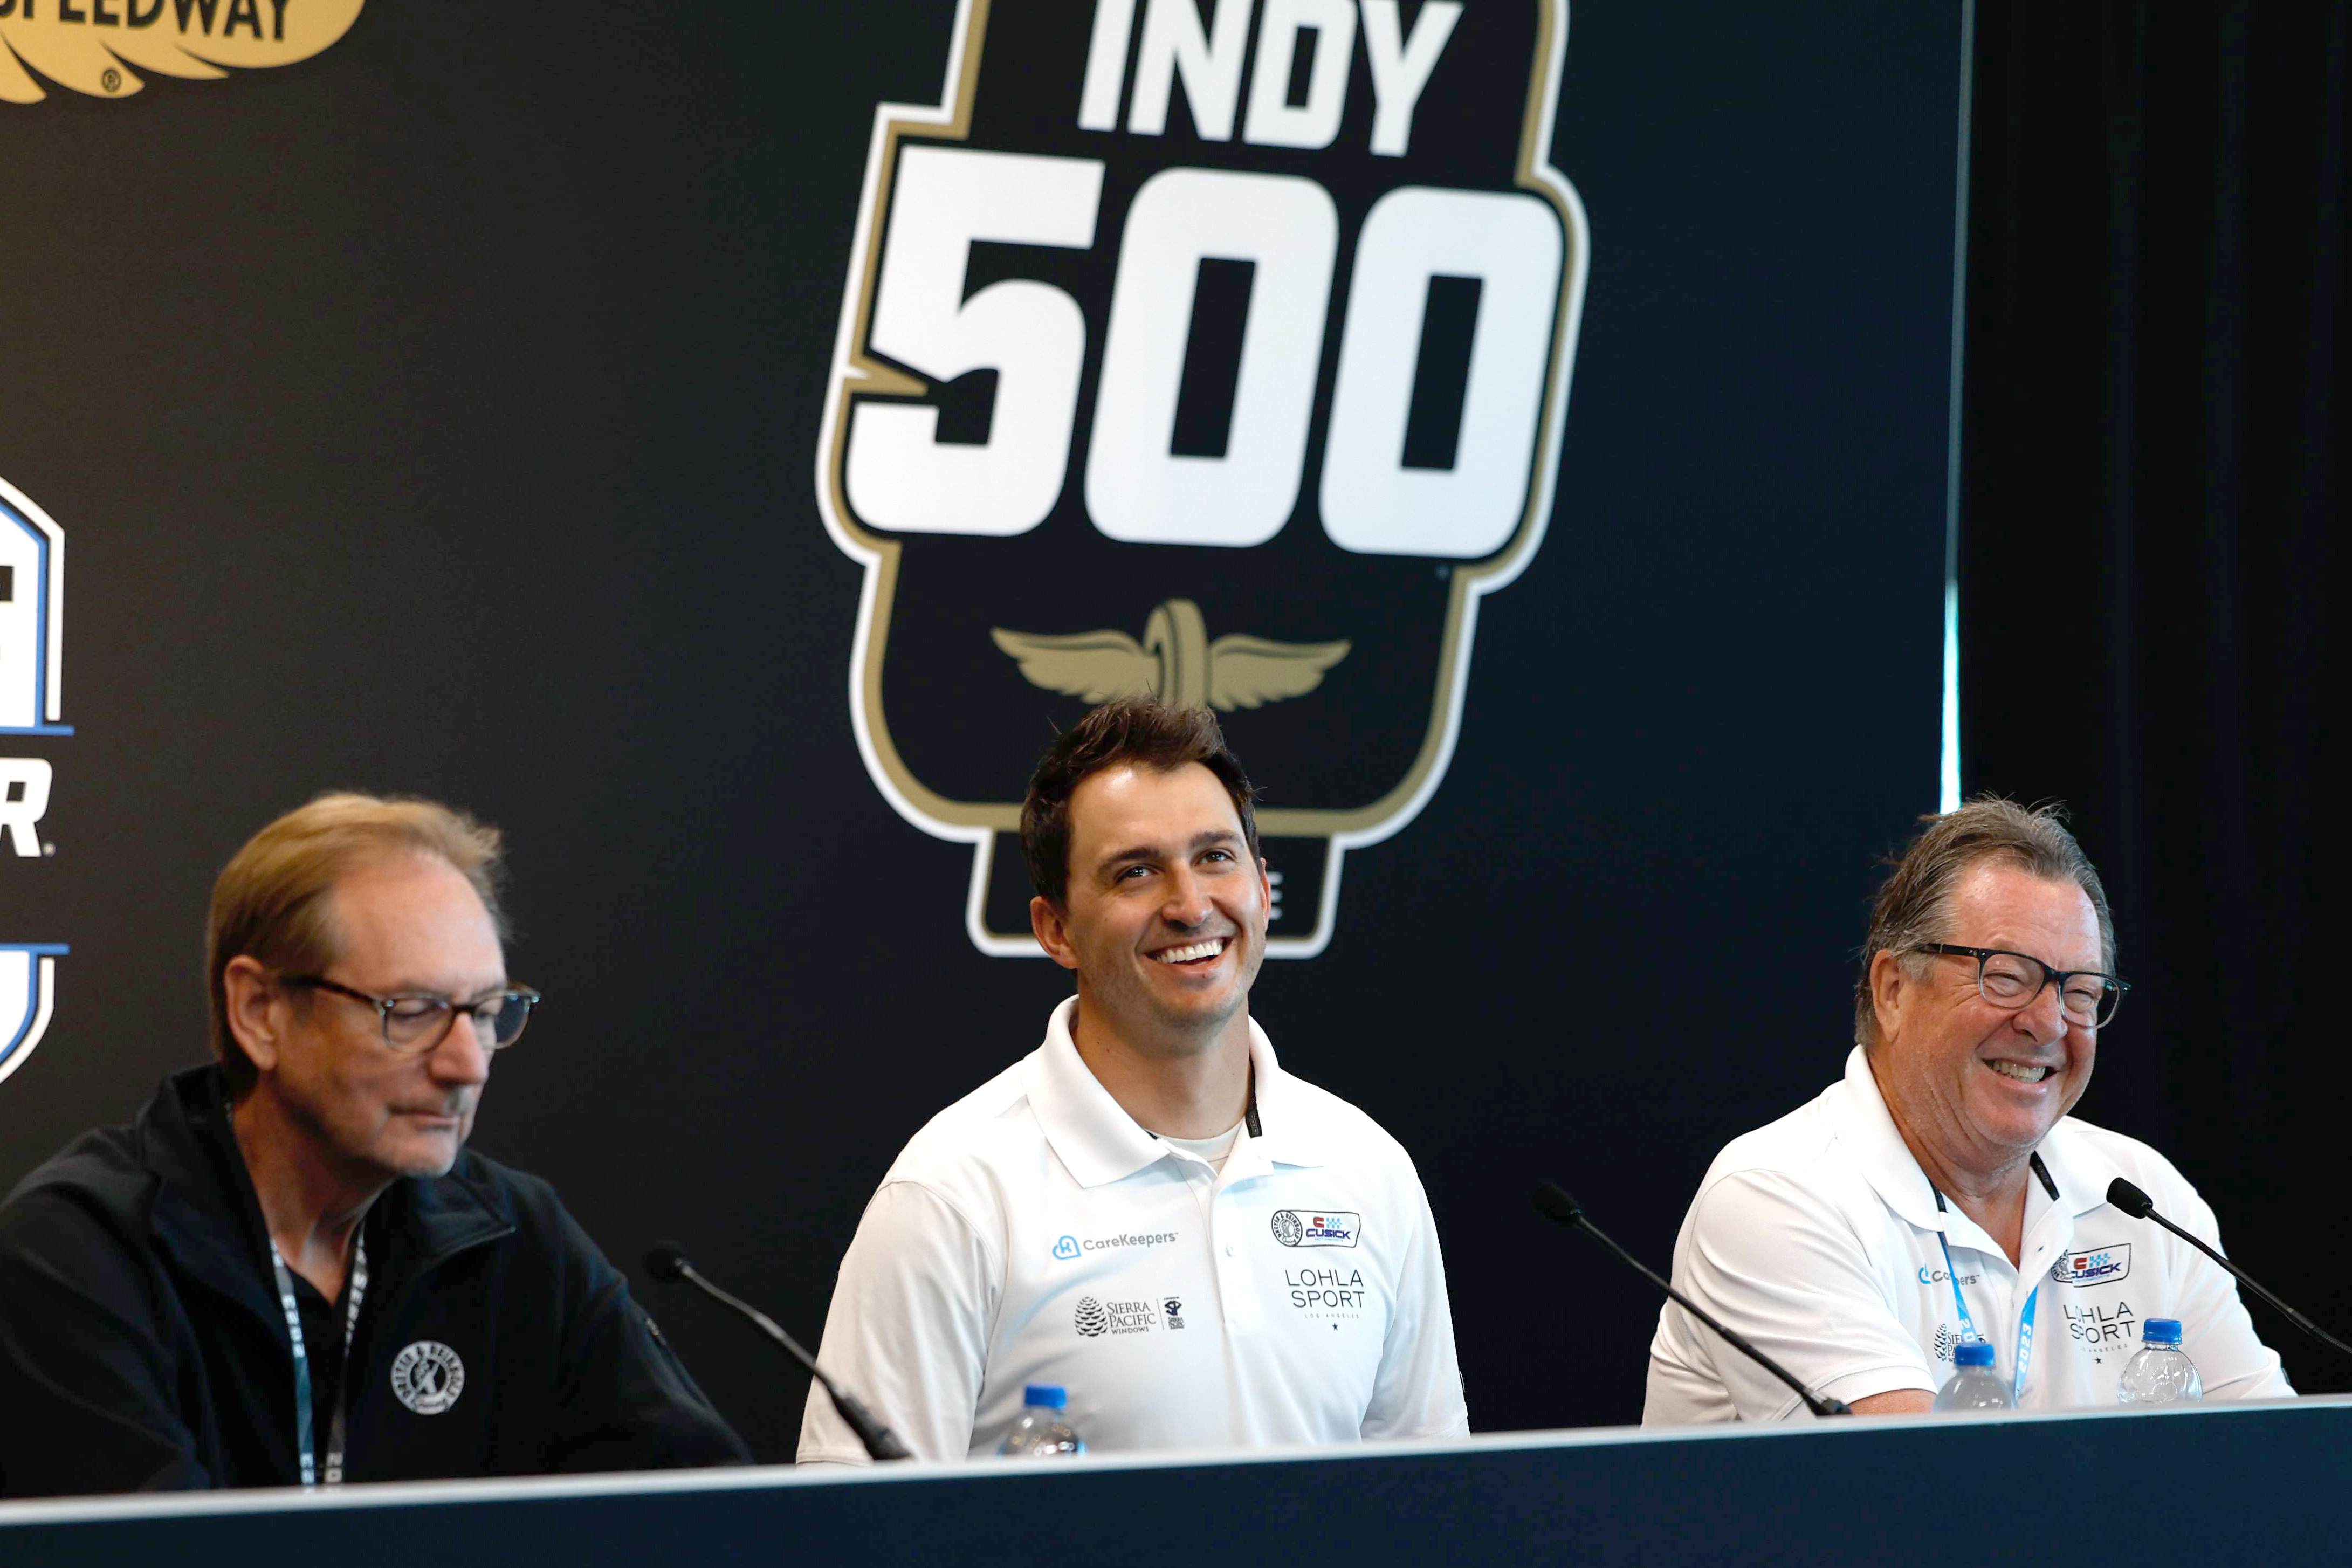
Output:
[0,793,746,1496]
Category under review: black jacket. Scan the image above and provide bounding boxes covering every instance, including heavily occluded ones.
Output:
[0,1067,748,1496]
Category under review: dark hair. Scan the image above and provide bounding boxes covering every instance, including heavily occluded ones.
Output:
[1854,795,2116,1049]
[1021,698,1259,905]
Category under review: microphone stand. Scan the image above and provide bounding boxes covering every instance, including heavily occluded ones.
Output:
[1534,1182,1851,1418]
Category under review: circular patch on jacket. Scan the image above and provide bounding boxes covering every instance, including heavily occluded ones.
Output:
[390,1340,466,1414]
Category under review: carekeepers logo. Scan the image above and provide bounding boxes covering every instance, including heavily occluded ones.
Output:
[0,0,363,104]
[816,0,1590,957]
[2053,1243,2131,1287]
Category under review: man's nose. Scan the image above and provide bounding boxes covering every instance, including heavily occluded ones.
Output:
[1161,865,1211,927]
[427,1012,493,1086]
[2016,975,2069,1040]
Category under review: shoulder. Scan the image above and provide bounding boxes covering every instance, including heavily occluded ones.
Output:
[1271,1069,1419,1171]
[2047,1115,2200,1202]
[436,1147,570,1235]
[0,1111,164,1255]
[874,1056,1041,1190]
[1694,1084,1848,1195]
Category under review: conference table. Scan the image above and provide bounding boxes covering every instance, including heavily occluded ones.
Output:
[4,1397,2345,1565]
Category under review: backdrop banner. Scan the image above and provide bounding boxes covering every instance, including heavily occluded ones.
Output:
[0,0,1959,1450]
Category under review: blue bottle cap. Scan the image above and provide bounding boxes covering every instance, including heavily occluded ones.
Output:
[2143,1318,2183,1345]
[1954,1340,1996,1367]
[1022,1384,1068,1409]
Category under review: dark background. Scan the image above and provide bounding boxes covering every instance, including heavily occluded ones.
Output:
[24,0,2328,1463]
[1959,3,2350,1404]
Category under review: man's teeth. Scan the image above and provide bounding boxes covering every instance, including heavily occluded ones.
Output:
[1153,939,1227,965]
[1989,1060,2054,1083]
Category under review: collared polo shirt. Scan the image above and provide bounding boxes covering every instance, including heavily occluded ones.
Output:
[797,999,1468,1462]
[1643,1047,2292,1423]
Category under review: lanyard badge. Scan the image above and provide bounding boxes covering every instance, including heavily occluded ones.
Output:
[269,1234,370,1488]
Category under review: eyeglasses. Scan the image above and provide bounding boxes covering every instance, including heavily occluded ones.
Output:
[281,974,542,1053]
[1911,944,2128,1029]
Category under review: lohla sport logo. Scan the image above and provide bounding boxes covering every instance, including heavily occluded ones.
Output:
[0,0,365,104]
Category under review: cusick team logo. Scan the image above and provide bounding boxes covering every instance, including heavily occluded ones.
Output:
[817,0,1590,956]
[0,0,364,104]
[1270,1207,1358,1247]
[2053,1244,2130,1287]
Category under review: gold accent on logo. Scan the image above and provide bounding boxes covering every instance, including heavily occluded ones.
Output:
[816,0,1589,848]
[992,600,1349,713]
[1,0,363,105]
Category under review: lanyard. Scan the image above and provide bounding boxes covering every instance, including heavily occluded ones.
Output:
[268,1234,369,1488]
[1931,1195,2037,1403]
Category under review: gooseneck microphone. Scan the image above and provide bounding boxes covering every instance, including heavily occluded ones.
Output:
[1533,1182,1853,1418]
[2103,1179,2352,1364]
[645,1241,912,1461]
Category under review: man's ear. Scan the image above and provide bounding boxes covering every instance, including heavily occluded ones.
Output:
[1869,948,1910,1047]
[1030,896,1082,972]
[222,955,288,1074]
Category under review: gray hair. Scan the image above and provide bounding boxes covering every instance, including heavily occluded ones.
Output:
[1854,796,2116,1050]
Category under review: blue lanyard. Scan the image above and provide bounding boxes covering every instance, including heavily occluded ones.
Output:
[1934,1214,2037,1403]
[269,1235,369,1488]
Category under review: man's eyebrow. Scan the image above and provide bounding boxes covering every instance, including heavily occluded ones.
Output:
[1091,828,1243,874]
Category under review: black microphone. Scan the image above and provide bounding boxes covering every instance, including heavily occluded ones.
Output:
[645,1241,912,1461]
[1532,1181,1852,1418]
[2103,1179,2352,1364]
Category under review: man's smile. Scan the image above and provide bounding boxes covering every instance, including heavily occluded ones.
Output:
[1150,937,1230,966]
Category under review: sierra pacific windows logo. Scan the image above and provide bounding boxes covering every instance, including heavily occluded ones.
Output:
[1074,1296,1109,1338]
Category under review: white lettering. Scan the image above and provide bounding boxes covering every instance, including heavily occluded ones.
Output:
[1086,168,1336,546]
[1127,0,1253,142]
[1242,0,1356,150]
[1078,0,1140,130]
[0,759,51,857]
[1359,0,1461,157]
[845,148,1104,536]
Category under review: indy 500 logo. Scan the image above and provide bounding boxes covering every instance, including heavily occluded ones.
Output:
[817,0,1588,956]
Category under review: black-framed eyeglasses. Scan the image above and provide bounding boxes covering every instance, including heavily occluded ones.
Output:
[1911,944,2128,1029]
[281,974,542,1053]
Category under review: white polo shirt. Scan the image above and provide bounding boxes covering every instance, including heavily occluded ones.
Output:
[797,999,1468,1462]
[1643,1047,2293,1423]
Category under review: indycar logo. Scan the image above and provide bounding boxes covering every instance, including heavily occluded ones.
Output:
[816,0,1589,957]
[1,0,363,104]
[0,943,66,1086]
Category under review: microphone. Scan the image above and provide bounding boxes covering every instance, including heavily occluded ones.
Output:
[1532,1181,1852,1418]
[2103,1179,2352,1364]
[645,1240,912,1461]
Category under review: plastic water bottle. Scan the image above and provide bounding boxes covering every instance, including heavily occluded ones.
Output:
[1933,1339,2016,1411]
[997,1385,1085,1457]
[2117,1318,2203,1405]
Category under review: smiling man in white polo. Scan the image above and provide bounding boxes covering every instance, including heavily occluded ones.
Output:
[1643,798,2291,1421]
[798,698,1467,1461]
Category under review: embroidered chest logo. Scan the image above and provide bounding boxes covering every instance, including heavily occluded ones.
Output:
[1270,1208,1359,1248]
[2052,1243,2131,1287]
[389,1340,466,1415]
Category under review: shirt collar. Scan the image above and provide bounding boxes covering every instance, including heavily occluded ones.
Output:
[2030,1115,2127,1220]
[1022,998,1323,1187]
[1827,1046,2113,1236]
[1827,1046,1949,1230]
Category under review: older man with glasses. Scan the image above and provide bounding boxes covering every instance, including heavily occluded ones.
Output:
[1643,797,2292,1422]
[0,793,746,1497]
